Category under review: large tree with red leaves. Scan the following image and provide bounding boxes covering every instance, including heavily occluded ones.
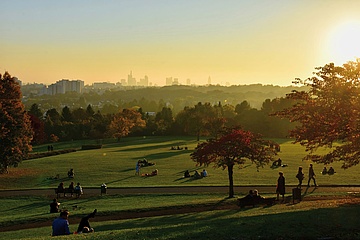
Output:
[0,72,33,173]
[190,127,278,198]
[275,59,360,169]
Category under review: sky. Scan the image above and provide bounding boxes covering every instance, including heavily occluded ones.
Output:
[1,0,360,86]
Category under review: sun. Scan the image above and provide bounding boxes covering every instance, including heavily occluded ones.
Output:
[327,20,360,65]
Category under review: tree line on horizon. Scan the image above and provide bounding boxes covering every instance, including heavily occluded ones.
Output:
[27,97,297,145]
[3,59,360,174]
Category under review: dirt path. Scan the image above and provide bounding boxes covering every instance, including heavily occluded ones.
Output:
[1,185,360,197]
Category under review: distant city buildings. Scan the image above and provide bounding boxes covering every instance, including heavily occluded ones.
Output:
[20,71,200,97]
[41,79,84,95]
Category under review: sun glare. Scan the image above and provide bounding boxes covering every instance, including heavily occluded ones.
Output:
[328,20,360,65]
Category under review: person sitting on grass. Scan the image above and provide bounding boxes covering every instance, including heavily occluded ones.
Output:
[52,210,71,236]
[50,198,60,213]
[193,170,201,179]
[322,167,328,175]
[201,169,208,177]
[77,209,97,234]
[67,169,74,178]
[328,167,335,175]
[142,169,158,177]
[253,189,265,201]
[184,170,190,178]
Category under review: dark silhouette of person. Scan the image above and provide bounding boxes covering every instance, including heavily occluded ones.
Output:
[77,209,97,233]
[307,164,318,187]
[68,169,74,178]
[50,198,60,213]
[184,170,190,178]
[276,171,285,202]
[68,182,75,197]
[296,166,305,188]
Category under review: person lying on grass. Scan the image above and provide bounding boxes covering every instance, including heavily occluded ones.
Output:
[142,169,158,177]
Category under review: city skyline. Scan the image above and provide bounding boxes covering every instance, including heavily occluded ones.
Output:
[1,1,360,86]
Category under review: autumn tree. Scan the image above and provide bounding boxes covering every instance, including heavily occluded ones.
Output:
[0,72,33,173]
[190,127,278,198]
[275,59,360,168]
[109,108,146,141]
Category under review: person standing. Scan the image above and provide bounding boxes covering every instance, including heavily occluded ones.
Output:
[135,162,141,175]
[296,166,305,189]
[276,171,285,202]
[307,164,318,187]
[52,210,71,236]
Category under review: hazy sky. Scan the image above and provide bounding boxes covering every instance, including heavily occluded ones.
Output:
[1,0,360,86]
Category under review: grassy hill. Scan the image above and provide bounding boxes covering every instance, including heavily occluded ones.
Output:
[1,136,359,190]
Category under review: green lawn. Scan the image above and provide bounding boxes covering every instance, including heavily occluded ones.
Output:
[1,136,360,239]
[1,136,358,190]
[1,196,359,240]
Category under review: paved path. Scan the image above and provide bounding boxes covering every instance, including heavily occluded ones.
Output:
[1,185,359,197]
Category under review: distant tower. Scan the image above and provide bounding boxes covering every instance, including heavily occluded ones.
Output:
[166,77,173,86]
[208,76,211,85]
[128,71,136,86]
[186,78,191,85]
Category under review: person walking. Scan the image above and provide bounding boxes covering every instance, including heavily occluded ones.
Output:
[307,164,318,187]
[296,166,305,189]
[276,171,285,202]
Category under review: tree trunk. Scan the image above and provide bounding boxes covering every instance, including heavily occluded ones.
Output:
[227,164,234,198]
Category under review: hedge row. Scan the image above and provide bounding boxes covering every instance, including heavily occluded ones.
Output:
[25,149,77,160]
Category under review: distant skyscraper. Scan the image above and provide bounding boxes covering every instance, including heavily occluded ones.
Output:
[173,78,179,85]
[186,78,191,85]
[128,71,136,86]
[208,76,211,85]
[166,77,173,86]
[139,75,149,86]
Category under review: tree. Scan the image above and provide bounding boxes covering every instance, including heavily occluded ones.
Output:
[155,107,174,135]
[275,59,360,169]
[108,108,146,141]
[29,103,43,119]
[0,72,33,173]
[190,127,278,198]
[175,102,220,141]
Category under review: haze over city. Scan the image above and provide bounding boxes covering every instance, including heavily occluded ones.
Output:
[1,0,360,86]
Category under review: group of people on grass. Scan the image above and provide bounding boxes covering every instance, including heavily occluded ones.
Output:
[321,166,336,175]
[52,209,97,236]
[135,159,157,176]
[184,169,208,179]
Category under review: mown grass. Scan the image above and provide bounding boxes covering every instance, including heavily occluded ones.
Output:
[0,193,229,228]
[1,136,360,239]
[1,197,359,240]
[1,136,359,190]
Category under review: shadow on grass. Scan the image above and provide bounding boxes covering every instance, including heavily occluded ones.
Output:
[106,176,134,185]
[94,201,360,239]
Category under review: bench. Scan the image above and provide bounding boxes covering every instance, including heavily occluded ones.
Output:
[55,188,81,198]
[237,197,276,208]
